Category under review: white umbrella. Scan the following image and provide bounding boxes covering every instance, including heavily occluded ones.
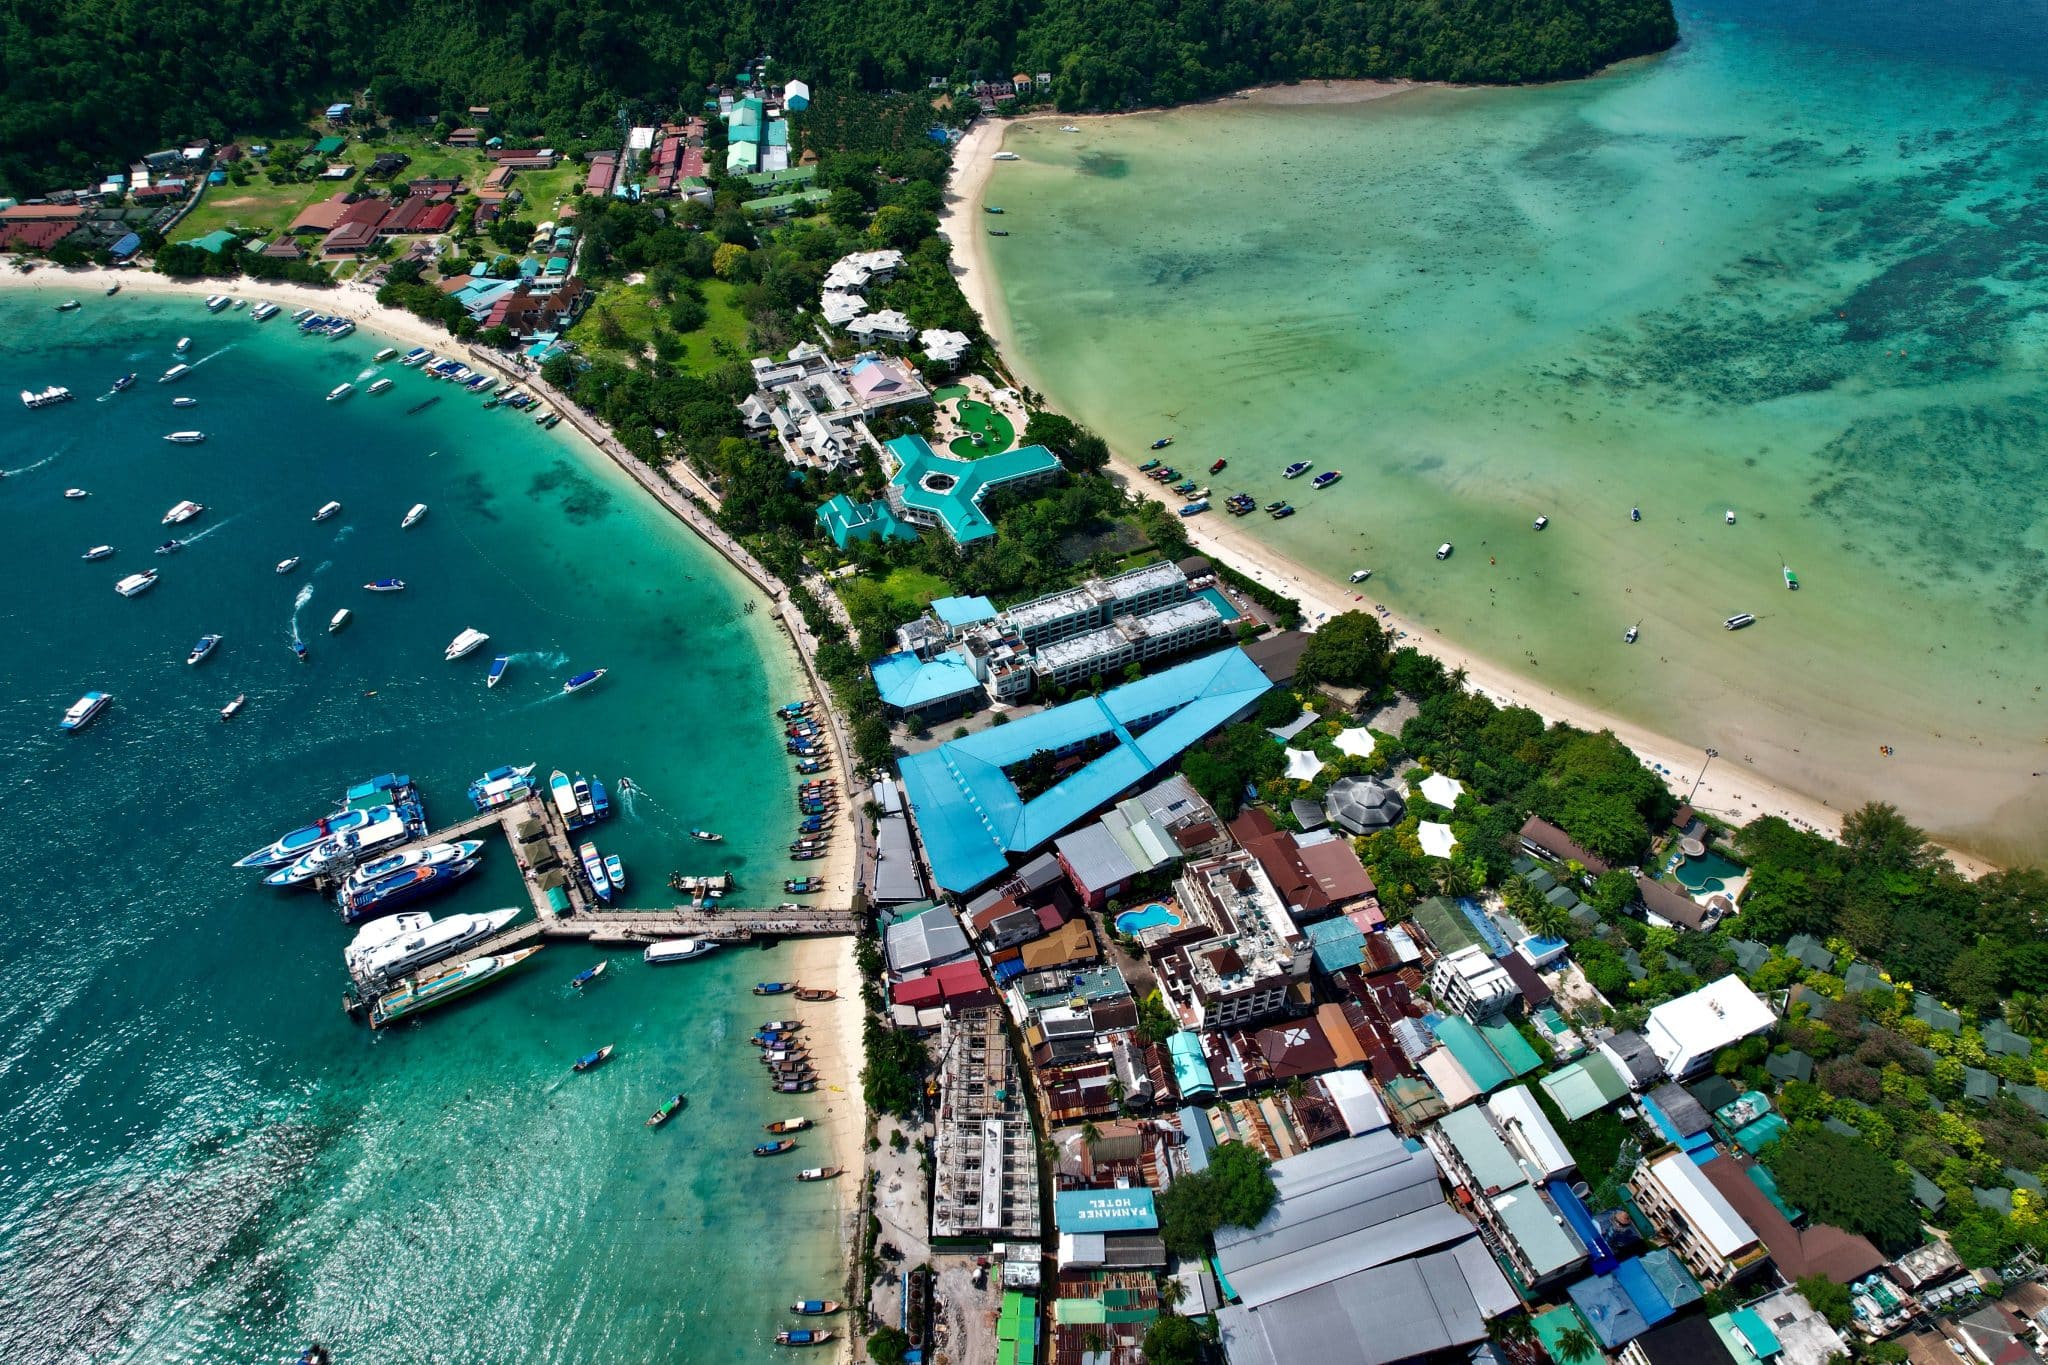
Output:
[1284,748,1326,782]
[1418,821,1459,859]
[1332,727,1376,760]
[1419,773,1464,809]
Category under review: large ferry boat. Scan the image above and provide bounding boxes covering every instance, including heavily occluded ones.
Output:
[341,856,484,924]
[342,839,486,894]
[61,691,111,732]
[114,570,159,597]
[367,945,542,1028]
[345,907,522,987]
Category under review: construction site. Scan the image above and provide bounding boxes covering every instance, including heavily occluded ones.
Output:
[930,1005,1043,1240]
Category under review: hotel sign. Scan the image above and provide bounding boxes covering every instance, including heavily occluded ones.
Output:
[1054,1188,1159,1233]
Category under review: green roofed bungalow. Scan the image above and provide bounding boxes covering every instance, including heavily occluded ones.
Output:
[740,165,817,192]
[313,135,345,155]
[1541,1054,1629,1121]
[180,228,239,254]
[816,494,915,549]
[885,434,1062,545]
[1842,961,1888,995]
[743,190,831,218]
[1733,1112,1788,1155]
[1477,1018,1543,1076]
[1982,1019,2032,1058]
[1433,1016,1512,1093]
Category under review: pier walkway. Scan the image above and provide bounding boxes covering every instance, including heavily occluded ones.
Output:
[338,789,859,1004]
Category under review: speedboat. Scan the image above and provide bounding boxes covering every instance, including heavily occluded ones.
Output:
[171,397,198,408]
[293,639,308,661]
[164,431,206,444]
[83,545,115,561]
[574,1046,614,1072]
[374,347,399,363]
[344,906,519,985]
[644,938,722,966]
[220,693,246,719]
[174,337,192,353]
[549,769,577,821]
[343,839,486,893]
[312,500,341,522]
[401,348,430,366]
[1533,514,1550,530]
[1631,506,1641,522]
[61,691,111,732]
[562,668,605,694]
[327,383,353,403]
[55,298,81,312]
[468,765,535,811]
[1349,569,1372,583]
[1436,542,1454,560]
[364,578,405,592]
[159,364,190,383]
[1270,504,1295,520]
[115,570,158,597]
[992,151,1020,161]
[276,557,300,574]
[364,944,541,1026]
[186,634,221,665]
[690,829,723,843]
[162,500,203,525]
[1624,623,1640,644]
[369,378,395,395]
[571,961,608,988]
[234,805,382,868]
[402,503,428,529]
[579,842,611,900]
[329,608,351,633]
[445,627,488,660]
[603,854,626,892]
[1724,612,1757,630]
[1725,509,1737,525]
[1783,564,1799,590]
[340,856,484,924]
[111,373,136,392]
[1282,460,1313,479]
[487,655,510,688]
[1210,458,1227,473]
[1150,436,1174,449]
[1311,470,1342,490]
[65,488,89,500]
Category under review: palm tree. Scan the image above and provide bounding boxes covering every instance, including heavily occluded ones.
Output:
[1157,1275,1187,1309]
[1079,1120,1101,1154]
[1555,1324,1600,1363]
[1527,902,1572,942]
[2007,992,2048,1040]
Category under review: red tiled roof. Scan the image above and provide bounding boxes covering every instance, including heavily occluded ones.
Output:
[0,220,77,250]
[321,220,382,253]
[0,203,86,220]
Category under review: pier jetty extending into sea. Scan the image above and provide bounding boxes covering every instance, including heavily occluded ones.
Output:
[335,790,859,1007]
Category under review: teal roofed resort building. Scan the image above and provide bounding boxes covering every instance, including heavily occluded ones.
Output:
[816,493,916,549]
[897,646,1271,892]
[882,434,1062,544]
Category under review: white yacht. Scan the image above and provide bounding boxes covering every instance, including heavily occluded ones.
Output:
[327,383,354,403]
[401,502,428,529]
[115,570,159,597]
[644,939,721,965]
[159,363,190,384]
[329,608,352,633]
[369,378,395,395]
[345,907,522,987]
[312,500,342,522]
[445,628,490,662]
[164,430,206,444]
[162,500,204,525]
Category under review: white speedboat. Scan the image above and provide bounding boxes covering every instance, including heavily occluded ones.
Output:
[312,501,341,522]
[401,503,428,529]
[329,608,351,633]
[992,151,1020,161]
[579,841,611,899]
[61,691,111,732]
[83,545,115,561]
[345,907,521,986]
[115,570,159,597]
[220,693,246,720]
[159,364,190,384]
[172,396,198,408]
[64,488,89,499]
[487,655,510,688]
[369,378,395,395]
[276,556,300,574]
[162,500,203,525]
[364,578,404,592]
[327,383,353,403]
[174,337,192,353]
[645,939,720,964]
[164,431,206,444]
[1725,509,1737,525]
[445,628,490,661]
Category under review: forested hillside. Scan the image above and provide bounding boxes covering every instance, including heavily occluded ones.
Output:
[0,0,1676,193]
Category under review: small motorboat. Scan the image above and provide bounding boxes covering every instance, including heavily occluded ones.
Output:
[83,545,115,561]
[186,633,221,665]
[1311,470,1341,490]
[174,337,192,353]
[1349,569,1372,583]
[164,431,206,444]
[1282,460,1313,479]
[64,488,89,500]
[754,1139,797,1157]
[790,1301,841,1316]
[1783,564,1799,590]
[220,693,246,720]
[487,655,510,688]
[753,982,794,996]
[1631,506,1642,522]
[1209,458,1227,473]
[1533,514,1549,530]
[313,500,342,522]
[760,1020,801,1034]
[1270,504,1295,520]
[293,639,308,661]
[795,1167,842,1182]
[156,539,183,555]
[111,373,136,392]
[105,282,121,296]
[573,1046,614,1072]
[1138,458,1161,472]
[1436,542,1454,560]
[579,842,611,901]
[276,557,300,574]
[445,627,489,660]
[570,961,608,989]
[646,1094,687,1127]
[689,829,722,843]
[775,1330,832,1348]
[364,578,405,592]
[56,298,80,312]
[329,608,351,633]
[1725,509,1737,525]
[603,853,626,893]
[171,396,198,408]
[562,668,606,694]
[1624,623,1640,644]
[401,503,428,529]
[766,1117,813,1134]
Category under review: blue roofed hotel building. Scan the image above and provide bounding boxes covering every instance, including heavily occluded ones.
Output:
[896,647,1272,893]
[882,434,1063,544]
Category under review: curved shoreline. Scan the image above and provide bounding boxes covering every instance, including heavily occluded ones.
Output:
[0,263,872,1297]
[938,116,2004,876]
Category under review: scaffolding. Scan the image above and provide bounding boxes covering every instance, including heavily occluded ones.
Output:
[932,1006,1041,1239]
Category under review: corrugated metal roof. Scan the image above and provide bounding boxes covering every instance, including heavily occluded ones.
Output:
[1215,1246,1506,1365]
[1433,1016,1513,1092]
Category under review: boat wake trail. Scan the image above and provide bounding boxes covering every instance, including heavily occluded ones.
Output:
[290,583,314,640]
[615,781,663,823]
[178,513,236,546]
[187,343,235,373]
[331,525,354,545]
[1,451,61,478]
[512,650,570,670]
[314,558,334,576]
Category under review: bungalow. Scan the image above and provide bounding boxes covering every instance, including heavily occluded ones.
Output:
[846,309,916,345]
[321,219,382,255]
[367,153,411,179]
[483,278,591,338]
[258,239,306,261]
[1637,875,1722,932]
[920,328,973,368]
[1519,815,1611,875]
[447,128,483,148]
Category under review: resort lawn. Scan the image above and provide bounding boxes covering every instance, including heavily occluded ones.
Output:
[839,566,953,629]
[572,278,750,372]
[945,397,1016,456]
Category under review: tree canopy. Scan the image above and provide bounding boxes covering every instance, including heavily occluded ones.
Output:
[1764,1125,1922,1253]
[1157,1140,1277,1257]
[0,0,1678,195]
[1295,611,1391,690]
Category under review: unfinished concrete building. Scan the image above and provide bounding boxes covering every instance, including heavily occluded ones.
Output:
[931,1005,1043,1240]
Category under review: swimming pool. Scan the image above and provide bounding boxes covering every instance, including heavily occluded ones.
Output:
[1117,902,1183,934]
[1673,850,1744,895]
[1197,586,1241,622]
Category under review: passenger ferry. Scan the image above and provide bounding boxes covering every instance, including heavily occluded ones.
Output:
[115,570,159,597]
[327,383,354,403]
[374,347,399,362]
[163,430,206,444]
[159,364,190,384]
[61,691,112,731]
[205,294,231,313]
[369,378,395,395]
[251,301,280,321]
[401,347,431,367]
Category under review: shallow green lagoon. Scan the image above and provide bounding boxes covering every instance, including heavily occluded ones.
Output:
[0,291,848,1361]
[983,0,2048,860]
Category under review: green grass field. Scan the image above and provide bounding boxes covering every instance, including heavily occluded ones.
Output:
[839,567,954,625]
[945,398,1016,457]
[569,277,750,372]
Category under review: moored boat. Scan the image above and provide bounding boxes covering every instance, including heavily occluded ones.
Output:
[326,383,353,403]
[205,294,231,312]
[579,842,611,900]
[562,668,605,694]
[263,805,417,886]
[754,1139,797,1157]
[83,545,115,561]
[690,829,722,843]
[277,556,300,574]
[795,1167,842,1182]
[232,808,380,871]
[603,853,626,893]
[61,691,111,732]
[162,499,203,525]
[549,769,578,821]
[65,488,89,500]
[312,500,342,522]
[55,299,81,312]
[343,839,486,893]
[171,396,198,408]
[402,502,428,529]
[329,608,351,633]
[374,347,399,362]
[570,961,608,988]
[1783,564,1799,590]
[445,627,489,660]
[775,1330,833,1348]
[345,906,519,984]
[793,988,837,1002]
[644,939,719,965]
[367,945,542,1028]
[175,336,192,352]
[1283,459,1313,479]
[574,1045,614,1072]
[468,763,536,809]
[754,982,795,996]
[1311,470,1342,490]
[789,1301,841,1316]
[341,856,484,923]
[364,578,405,592]
[646,1093,686,1127]
[251,301,279,321]
[368,378,395,395]
[766,1117,813,1134]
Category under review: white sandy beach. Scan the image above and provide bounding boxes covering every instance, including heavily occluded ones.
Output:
[938,117,1996,876]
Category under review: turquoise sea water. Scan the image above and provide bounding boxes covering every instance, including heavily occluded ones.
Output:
[0,292,850,1362]
[982,0,2048,861]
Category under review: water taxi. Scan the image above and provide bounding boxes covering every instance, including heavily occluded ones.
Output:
[326,383,353,403]
[775,1330,833,1348]
[402,502,428,529]
[364,578,406,592]
[570,961,608,989]
[562,668,606,695]
[487,655,510,688]
[574,1046,614,1072]
[83,545,115,561]
[312,500,342,521]
[159,364,190,384]
[172,396,198,408]
[251,302,280,321]
[205,294,231,312]
[61,691,111,731]
[186,634,221,666]
[374,347,399,362]
[754,1139,797,1157]
[369,378,395,395]
[276,556,300,574]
